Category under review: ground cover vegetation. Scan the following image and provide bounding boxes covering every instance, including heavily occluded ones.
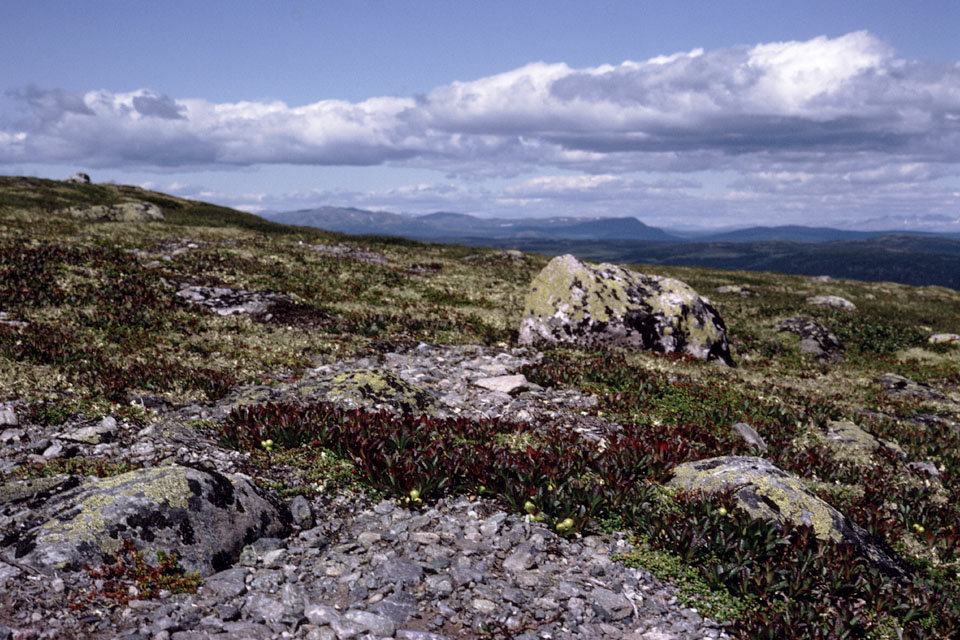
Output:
[2,176,960,638]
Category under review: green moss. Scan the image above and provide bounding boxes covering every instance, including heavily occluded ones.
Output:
[616,542,755,622]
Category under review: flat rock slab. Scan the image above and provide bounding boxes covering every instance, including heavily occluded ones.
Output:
[473,374,533,395]
[519,254,733,365]
[4,464,291,576]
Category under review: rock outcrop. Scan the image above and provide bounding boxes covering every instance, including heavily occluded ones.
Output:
[776,316,844,362]
[519,254,733,365]
[175,284,288,316]
[64,172,91,184]
[2,465,291,576]
[61,201,164,222]
[668,456,907,577]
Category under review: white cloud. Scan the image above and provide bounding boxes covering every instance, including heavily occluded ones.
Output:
[3,32,960,226]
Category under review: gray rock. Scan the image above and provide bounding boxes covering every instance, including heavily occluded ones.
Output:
[397,631,449,640]
[518,254,733,365]
[289,495,316,529]
[7,464,292,576]
[376,557,423,585]
[58,416,119,444]
[344,610,395,637]
[329,616,366,639]
[371,592,417,624]
[305,604,342,626]
[823,420,905,461]
[473,375,533,395]
[730,422,767,452]
[0,409,17,427]
[928,333,960,346]
[503,545,537,572]
[590,588,633,621]
[175,285,282,316]
[714,284,750,296]
[875,373,950,402]
[202,568,249,599]
[807,295,856,311]
[241,593,286,623]
[776,316,844,363]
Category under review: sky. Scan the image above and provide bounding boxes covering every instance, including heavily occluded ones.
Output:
[2,0,960,230]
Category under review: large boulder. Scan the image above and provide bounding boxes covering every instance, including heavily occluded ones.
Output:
[65,172,91,184]
[668,456,906,577]
[1,465,291,576]
[519,255,733,365]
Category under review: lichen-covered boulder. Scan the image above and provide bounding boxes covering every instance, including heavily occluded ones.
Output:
[519,255,733,365]
[668,456,906,576]
[3,465,291,576]
[776,316,844,362]
[61,201,164,222]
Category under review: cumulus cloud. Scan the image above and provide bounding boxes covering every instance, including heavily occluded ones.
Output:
[2,31,960,225]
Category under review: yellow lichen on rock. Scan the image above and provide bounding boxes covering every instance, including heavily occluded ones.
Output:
[36,467,192,553]
[668,456,846,542]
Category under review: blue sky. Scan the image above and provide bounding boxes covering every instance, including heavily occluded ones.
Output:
[2,0,960,229]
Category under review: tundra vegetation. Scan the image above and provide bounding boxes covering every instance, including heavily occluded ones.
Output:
[2,176,960,638]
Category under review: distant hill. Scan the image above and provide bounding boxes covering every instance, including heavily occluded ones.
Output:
[443,235,960,290]
[694,225,960,244]
[263,206,960,288]
[264,207,677,243]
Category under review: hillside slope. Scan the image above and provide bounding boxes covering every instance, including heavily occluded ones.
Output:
[1,176,960,639]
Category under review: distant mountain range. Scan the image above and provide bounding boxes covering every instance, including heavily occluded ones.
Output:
[264,207,676,242]
[264,206,960,289]
[266,207,960,244]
